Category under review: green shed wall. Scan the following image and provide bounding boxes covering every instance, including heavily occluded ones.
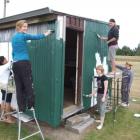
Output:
[28,18,109,127]
[28,20,64,127]
[82,20,109,109]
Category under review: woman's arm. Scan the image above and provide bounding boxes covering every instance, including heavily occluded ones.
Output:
[24,30,51,40]
[116,64,125,71]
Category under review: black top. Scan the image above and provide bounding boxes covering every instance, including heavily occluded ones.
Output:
[97,75,108,94]
[108,26,119,47]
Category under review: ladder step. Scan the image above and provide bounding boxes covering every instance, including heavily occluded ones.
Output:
[12,112,34,122]
[20,131,40,140]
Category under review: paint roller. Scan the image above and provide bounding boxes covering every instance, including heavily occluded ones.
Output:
[49,30,55,33]
[96,33,101,39]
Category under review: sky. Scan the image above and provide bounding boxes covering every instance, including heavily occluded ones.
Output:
[0,0,140,49]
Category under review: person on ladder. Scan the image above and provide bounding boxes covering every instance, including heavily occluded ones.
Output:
[97,19,119,74]
[11,20,52,112]
[0,56,15,123]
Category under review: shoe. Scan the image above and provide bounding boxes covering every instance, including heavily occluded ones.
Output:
[29,107,34,111]
[95,119,101,123]
[121,103,128,107]
[97,124,103,130]
[118,101,122,105]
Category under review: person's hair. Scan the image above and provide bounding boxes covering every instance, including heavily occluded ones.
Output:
[96,65,104,73]
[109,18,116,23]
[0,56,5,65]
[16,20,28,31]
[126,62,133,67]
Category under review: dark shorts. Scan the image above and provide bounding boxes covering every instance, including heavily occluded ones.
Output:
[1,89,12,103]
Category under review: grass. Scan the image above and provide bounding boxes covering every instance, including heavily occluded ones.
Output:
[0,56,139,140]
[0,122,49,140]
[116,56,140,62]
[84,106,140,140]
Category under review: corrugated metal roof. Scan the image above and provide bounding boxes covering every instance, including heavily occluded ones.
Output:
[0,7,108,25]
[0,7,54,24]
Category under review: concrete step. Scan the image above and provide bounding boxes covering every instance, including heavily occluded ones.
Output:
[65,113,94,134]
[66,113,90,126]
[63,105,83,119]
[65,117,94,134]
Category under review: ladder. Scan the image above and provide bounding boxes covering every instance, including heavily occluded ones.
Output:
[17,107,45,140]
[0,63,45,140]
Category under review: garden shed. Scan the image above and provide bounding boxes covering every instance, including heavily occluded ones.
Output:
[0,7,109,127]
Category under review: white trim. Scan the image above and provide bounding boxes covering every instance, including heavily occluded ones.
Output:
[75,33,79,104]
[56,16,66,40]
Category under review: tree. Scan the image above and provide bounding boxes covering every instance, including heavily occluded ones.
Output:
[135,43,140,56]
[116,46,134,56]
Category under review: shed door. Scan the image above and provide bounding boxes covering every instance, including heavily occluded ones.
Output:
[63,17,84,118]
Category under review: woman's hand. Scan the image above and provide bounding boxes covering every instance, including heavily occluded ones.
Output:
[88,92,96,97]
[44,30,52,36]
[102,96,106,102]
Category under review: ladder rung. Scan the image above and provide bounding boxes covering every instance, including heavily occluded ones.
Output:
[3,111,17,116]
[20,131,40,140]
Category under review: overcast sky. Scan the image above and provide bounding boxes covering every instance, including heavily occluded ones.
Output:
[0,0,139,49]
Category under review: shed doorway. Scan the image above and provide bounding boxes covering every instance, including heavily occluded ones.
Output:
[63,28,83,118]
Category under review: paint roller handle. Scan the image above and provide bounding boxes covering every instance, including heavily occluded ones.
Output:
[83,94,90,98]
[97,33,101,39]
[49,30,55,33]
[83,94,95,98]
[88,92,96,97]
[44,30,54,36]
[97,34,107,40]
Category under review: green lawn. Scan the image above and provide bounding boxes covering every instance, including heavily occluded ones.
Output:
[84,107,140,140]
[0,105,140,140]
[0,122,49,140]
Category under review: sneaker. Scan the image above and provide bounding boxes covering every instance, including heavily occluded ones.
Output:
[121,103,128,107]
[97,124,103,130]
[118,101,122,105]
[95,119,101,123]
[29,107,34,111]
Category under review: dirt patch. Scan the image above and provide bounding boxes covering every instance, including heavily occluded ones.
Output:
[24,120,96,140]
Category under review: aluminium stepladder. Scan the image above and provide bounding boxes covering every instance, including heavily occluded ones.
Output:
[0,62,45,140]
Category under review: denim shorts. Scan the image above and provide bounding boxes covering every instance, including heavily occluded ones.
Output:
[97,94,108,117]
[108,45,118,61]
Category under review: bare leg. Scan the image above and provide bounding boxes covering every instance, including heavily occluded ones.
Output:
[4,103,15,123]
[111,59,116,72]
[1,102,5,111]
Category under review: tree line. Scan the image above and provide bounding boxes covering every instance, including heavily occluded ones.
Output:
[116,43,140,56]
